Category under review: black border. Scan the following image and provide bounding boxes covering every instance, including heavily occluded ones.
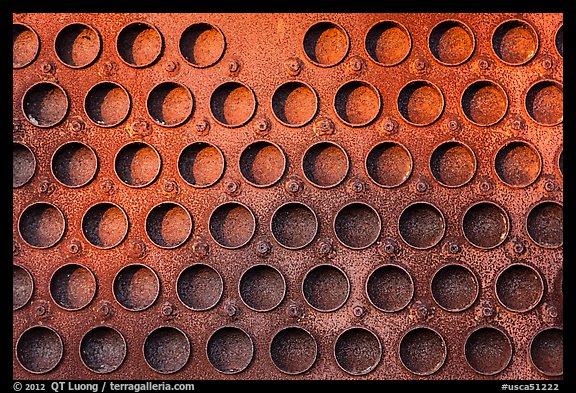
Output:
[7,0,572,391]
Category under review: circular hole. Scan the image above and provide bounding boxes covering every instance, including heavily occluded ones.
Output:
[116,22,163,68]
[462,202,509,249]
[465,326,512,375]
[113,264,159,311]
[13,264,34,311]
[334,202,381,249]
[526,201,563,248]
[85,82,130,127]
[555,25,563,57]
[210,82,256,127]
[494,140,541,188]
[271,202,318,249]
[366,265,414,312]
[207,327,254,374]
[145,202,193,249]
[303,21,349,67]
[80,326,126,374]
[495,264,544,313]
[270,327,317,375]
[16,326,63,374]
[335,328,382,375]
[430,141,476,188]
[461,81,508,126]
[431,264,478,312]
[397,81,444,126]
[525,81,563,126]
[147,82,193,127]
[209,202,255,249]
[302,264,350,312]
[179,23,225,68]
[302,141,349,188]
[18,202,66,249]
[115,142,161,188]
[51,142,98,188]
[82,203,128,249]
[559,150,563,177]
[178,142,225,188]
[428,20,475,66]
[239,265,286,312]
[492,20,538,65]
[144,327,190,374]
[22,82,68,128]
[50,264,96,311]
[272,81,318,127]
[55,23,101,68]
[239,141,286,188]
[399,327,447,375]
[365,21,411,66]
[366,142,413,188]
[334,80,381,127]
[13,23,39,68]
[177,264,223,311]
[398,202,445,249]
[13,142,36,188]
[530,328,563,376]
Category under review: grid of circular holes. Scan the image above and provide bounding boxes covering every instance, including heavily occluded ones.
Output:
[365,141,413,188]
[80,326,127,374]
[113,264,160,312]
[177,264,223,311]
[13,23,39,68]
[145,202,193,249]
[13,142,36,188]
[115,142,162,188]
[334,80,381,127]
[18,202,66,249]
[270,327,318,375]
[50,263,97,311]
[303,21,350,67]
[210,81,256,128]
[529,328,563,377]
[82,203,129,249]
[334,202,381,250]
[465,326,513,375]
[147,82,194,127]
[271,202,318,250]
[207,327,254,374]
[13,264,34,311]
[239,141,286,188]
[16,326,64,374]
[334,328,382,376]
[272,81,318,127]
[525,80,563,126]
[398,202,446,249]
[494,140,542,188]
[179,23,225,68]
[495,263,544,313]
[144,327,190,374]
[461,80,508,126]
[526,201,563,249]
[365,21,411,66]
[397,80,444,126]
[302,264,350,312]
[51,142,98,188]
[302,141,350,189]
[430,141,477,188]
[239,264,286,312]
[85,82,131,127]
[55,23,101,68]
[462,201,510,249]
[366,264,414,312]
[178,142,225,188]
[22,82,69,128]
[492,19,538,66]
[431,264,479,312]
[398,327,447,376]
[116,22,163,68]
[209,202,256,249]
[428,20,475,66]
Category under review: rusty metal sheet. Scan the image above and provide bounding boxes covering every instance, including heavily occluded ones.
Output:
[13,12,563,381]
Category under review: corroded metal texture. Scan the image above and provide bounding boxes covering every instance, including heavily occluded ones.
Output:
[13,13,563,380]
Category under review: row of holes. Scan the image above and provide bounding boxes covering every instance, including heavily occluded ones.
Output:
[18,78,563,129]
[15,323,562,376]
[14,261,550,314]
[13,19,563,71]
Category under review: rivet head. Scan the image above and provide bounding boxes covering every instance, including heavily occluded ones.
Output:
[416,181,428,192]
[447,120,460,131]
[161,303,174,316]
[164,60,177,72]
[285,57,302,76]
[129,238,147,259]
[314,118,335,136]
[286,180,301,193]
[478,59,489,70]
[479,180,492,193]
[288,302,301,317]
[255,117,270,135]
[544,180,556,192]
[225,301,237,317]
[348,56,363,72]
[353,306,365,317]
[542,58,553,70]
[70,119,85,133]
[256,241,270,256]
[414,58,426,71]
[352,180,365,193]
[195,119,210,136]
[381,117,398,134]
[513,242,525,254]
[319,241,332,255]
[228,59,240,73]
[40,61,53,73]
[100,179,116,195]
[69,240,82,254]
